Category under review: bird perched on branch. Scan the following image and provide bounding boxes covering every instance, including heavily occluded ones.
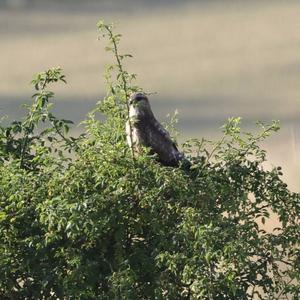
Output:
[126,92,185,167]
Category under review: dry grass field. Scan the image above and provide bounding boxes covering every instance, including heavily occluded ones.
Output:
[0,0,300,190]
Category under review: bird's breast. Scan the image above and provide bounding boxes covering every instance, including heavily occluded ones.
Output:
[129,105,140,120]
[126,120,140,147]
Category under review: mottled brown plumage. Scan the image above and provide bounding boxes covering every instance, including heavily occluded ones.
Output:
[126,92,183,166]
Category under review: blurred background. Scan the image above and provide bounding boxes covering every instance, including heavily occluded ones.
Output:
[0,0,300,190]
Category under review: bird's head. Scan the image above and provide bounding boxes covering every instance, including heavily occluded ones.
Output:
[129,92,153,119]
[129,92,149,105]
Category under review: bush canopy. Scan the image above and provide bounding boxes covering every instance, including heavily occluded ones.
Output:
[0,22,299,299]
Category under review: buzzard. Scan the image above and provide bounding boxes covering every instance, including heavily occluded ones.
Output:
[126,92,184,167]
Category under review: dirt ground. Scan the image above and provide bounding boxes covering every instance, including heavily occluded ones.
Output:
[0,0,300,190]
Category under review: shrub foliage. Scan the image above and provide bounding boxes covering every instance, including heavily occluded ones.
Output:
[0,22,299,299]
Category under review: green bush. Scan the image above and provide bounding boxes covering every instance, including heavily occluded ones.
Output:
[0,22,299,299]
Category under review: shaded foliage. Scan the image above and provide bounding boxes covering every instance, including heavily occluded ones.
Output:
[0,22,299,299]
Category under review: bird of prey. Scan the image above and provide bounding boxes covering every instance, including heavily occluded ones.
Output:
[126,92,184,167]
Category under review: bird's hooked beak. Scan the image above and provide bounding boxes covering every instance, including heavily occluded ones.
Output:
[129,92,148,105]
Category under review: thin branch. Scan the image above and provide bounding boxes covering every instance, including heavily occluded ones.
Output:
[104,25,135,161]
[20,81,47,168]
